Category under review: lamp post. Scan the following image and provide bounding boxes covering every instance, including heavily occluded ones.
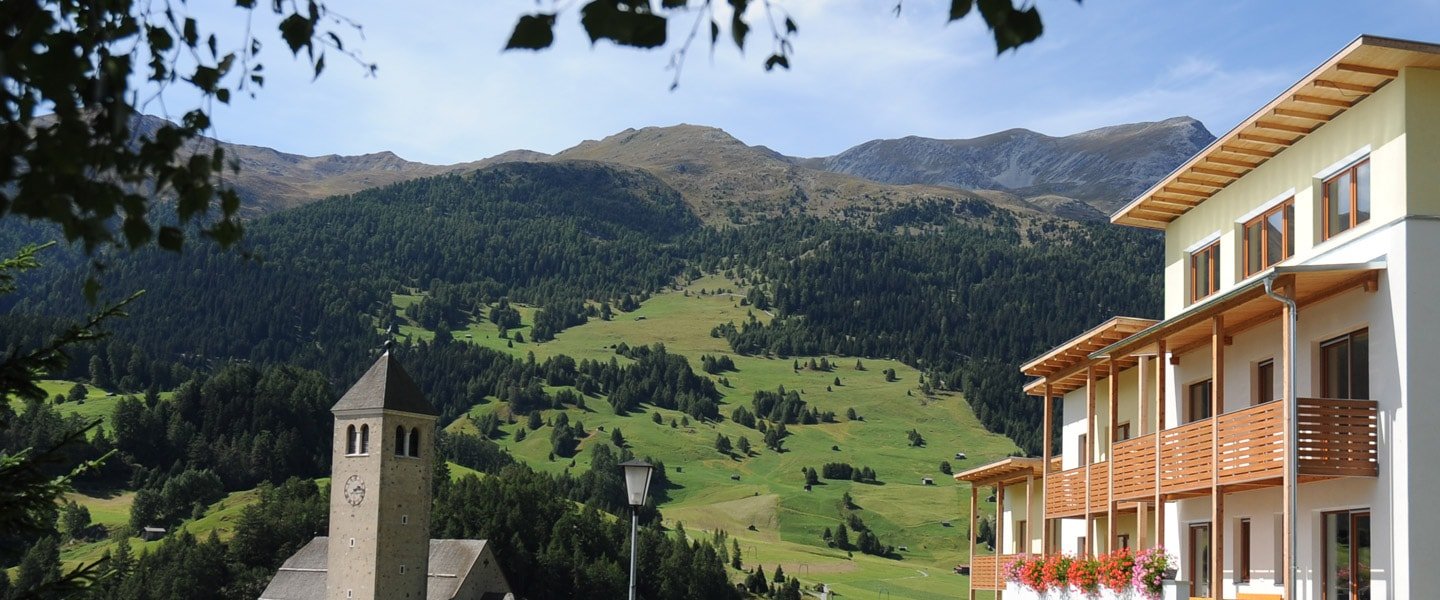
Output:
[620,459,654,600]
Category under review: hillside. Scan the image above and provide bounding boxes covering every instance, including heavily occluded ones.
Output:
[815,117,1216,213]
[401,274,1018,599]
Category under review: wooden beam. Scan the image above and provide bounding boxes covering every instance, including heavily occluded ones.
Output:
[1273,107,1336,122]
[1042,383,1053,554]
[1336,62,1399,78]
[1220,144,1279,158]
[1026,471,1036,555]
[1176,176,1228,189]
[1213,489,1226,600]
[1291,93,1354,108]
[1237,132,1296,147]
[1254,120,1315,135]
[1154,339,1167,550]
[1313,78,1379,94]
[1107,359,1119,553]
[1191,166,1243,178]
[1162,186,1212,198]
[1206,155,1262,169]
[969,484,978,600]
[1086,364,1096,554]
[1149,196,1201,209]
[996,481,1006,594]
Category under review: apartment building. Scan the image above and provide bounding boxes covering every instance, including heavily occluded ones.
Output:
[956,35,1440,600]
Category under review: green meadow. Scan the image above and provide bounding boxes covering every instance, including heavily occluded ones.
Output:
[414,275,1015,599]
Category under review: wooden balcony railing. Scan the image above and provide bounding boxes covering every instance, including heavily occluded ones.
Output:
[1044,466,1086,518]
[1217,400,1285,485]
[1112,433,1157,501]
[1088,461,1109,506]
[1158,417,1212,494]
[1297,397,1378,477]
[969,554,1025,591]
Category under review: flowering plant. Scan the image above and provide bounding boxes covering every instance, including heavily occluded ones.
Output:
[1042,554,1073,590]
[1067,555,1100,596]
[1099,548,1136,592]
[1005,555,1049,592]
[1132,547,1175,600]
[1003,555,1027,584]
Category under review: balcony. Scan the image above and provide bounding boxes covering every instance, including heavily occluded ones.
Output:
[969,554,1024,591]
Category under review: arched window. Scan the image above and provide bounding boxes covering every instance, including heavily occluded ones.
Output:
[346,425,357,455]
[359,424,370,454]
[395,426,406,456]
[408,428,421,458]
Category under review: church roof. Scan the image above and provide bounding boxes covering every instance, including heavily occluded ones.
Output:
[259,537,511,600]
[331,351,437,416]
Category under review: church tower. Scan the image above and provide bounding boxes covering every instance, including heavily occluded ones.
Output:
[326,351,437,600]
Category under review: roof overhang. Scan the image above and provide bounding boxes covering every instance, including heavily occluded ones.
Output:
[952,457,1044,487]
[1018,317,1157,397]
[1113,35,1440,229]
[1092,262,1385,361]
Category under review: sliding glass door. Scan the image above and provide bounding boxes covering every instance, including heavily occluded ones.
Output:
[1324,510,1371,600]
[1189,523,1211,598]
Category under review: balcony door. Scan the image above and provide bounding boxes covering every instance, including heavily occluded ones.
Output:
[1189,522,1212,598]
[1324,510,1371,600]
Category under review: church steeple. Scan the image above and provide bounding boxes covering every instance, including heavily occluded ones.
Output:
[327,351,436,600]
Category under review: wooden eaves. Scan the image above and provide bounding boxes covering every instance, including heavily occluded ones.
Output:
[1112,35,1440,229]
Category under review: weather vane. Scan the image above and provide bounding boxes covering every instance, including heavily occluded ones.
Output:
[382,324,396,352]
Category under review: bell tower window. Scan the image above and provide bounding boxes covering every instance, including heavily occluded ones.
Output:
[346,425,357,455]
[359,424,370,455]
[395,426,407,456]
[408,428,421,458]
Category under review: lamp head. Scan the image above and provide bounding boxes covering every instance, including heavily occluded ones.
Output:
[619,459,655,507]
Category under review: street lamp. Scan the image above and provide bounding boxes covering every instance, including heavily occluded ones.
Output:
[620,459,654,600]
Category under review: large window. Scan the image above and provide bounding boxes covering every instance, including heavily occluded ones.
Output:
[1324,159,1371,239]
[1187,380,1214,423]
[1244,200,1294,276]
[1324,510,1371,600]
[1190,242,1220,304]
[1321,329,1370,399]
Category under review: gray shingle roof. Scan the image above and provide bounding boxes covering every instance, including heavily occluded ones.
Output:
[331,352,436,416]
[259,537,505,600]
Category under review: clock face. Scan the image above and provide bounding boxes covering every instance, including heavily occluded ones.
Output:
[344,474,366,506]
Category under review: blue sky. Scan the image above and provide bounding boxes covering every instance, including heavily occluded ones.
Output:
[168,0,1440,164]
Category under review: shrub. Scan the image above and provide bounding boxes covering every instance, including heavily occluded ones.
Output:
[1132,547,1174,600]
[1067,555,1099,596]
[1099,548,1135,592]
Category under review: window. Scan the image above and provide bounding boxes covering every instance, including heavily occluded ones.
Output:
[346,425,357,455]
[1255,360,1276,406]
[349,538,355,548]
[1189,523,1213,598]
[395,425,406,456]
[408,428,421,458]
[1244,199,1294,275]
[1321,329,1370,399]
[1077,434,1089,467]
[1077,536,1088,557]
[1187,380,1213,423]
[1237,518,1252,583]
[358,424,370,454]
[1014,520,1027,554]
[1324,510,1371,600]
[1117,534,1131,551]
[1190,242,1220,303]
[1324,159,1371,239]
[400,565,407,574]
[401,515,409,525]
[1115,422,1131,442]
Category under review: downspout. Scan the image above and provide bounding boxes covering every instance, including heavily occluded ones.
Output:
[1264,274,1298,599]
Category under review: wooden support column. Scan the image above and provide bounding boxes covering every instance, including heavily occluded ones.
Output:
[1026,472,1036,555]
[969,484,978,600]
[1042,383,1053,555]
[1281,287,1295,600]
[1085,365,1096,556]
[1154,339,1168,550]
[1137,501,1148,550]
[1137,355,1151,550]
[1107,359,1119,552]
[1211,316,1225,600]
[996,482,1006,600]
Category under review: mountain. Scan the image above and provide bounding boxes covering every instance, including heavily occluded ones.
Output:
[553,124,1037,226]
[129,114,549,215]
[815,116,1216,213]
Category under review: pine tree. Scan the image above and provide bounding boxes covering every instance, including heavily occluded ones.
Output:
[527,412,543,430]
[652,411,663,424]
[773,564,786,583]
[611,428,625,448]
[736,436,752,455]
[715,434,732,455]
[731,539,743,570]
[834,524,850,550]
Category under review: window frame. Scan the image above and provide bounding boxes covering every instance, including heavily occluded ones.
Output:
[1077,433,1089,467]
[1243,199,1294,276]
[1255,359,1275,406]
[1115,422,1131,443]
[1186,380,1214,423]
[1322,159,1371,240]
[1320,328,1370,400]
[1237,518,1252,584]
[1190,241,1221,304]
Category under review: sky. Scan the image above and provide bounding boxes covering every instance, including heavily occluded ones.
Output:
[157,0,1440,165]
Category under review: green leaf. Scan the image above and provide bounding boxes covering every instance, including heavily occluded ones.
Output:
[785,17,797,35]
[730,13,749,50]
[580,1,667,49]
[183,18,198,47]
[157,227,184,251]
[505,13,557,50]
[313,54,325,79]
[975,0,1043,53]
[764,54,789,71]
[949,0,974,21]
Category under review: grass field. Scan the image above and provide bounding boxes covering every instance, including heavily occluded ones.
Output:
[6,380,126,426]
[406,275,1015,599]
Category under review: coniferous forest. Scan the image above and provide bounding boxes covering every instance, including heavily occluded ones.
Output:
[0,159,1160,598]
